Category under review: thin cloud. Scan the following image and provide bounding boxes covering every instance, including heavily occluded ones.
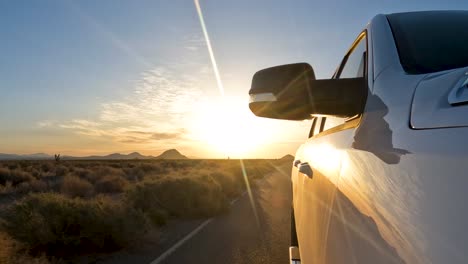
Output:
[151,132,182,140]
[40,63,209,147]
[185,46,199,51]
[36,120,56,128]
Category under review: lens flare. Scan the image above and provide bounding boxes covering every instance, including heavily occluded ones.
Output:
[240,159,260,227]
[194,0,225,96]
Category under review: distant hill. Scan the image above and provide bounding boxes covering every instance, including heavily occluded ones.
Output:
[65,152,153,160]
[0,153,52,160]
[154,149,188,160]
[0,150,189,161]
[279,154,294,161]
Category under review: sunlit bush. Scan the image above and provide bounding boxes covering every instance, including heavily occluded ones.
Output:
[95,175,129,194]
[3,193,150,256]
[16,180,48,194]
[60,175,94,198]
[0,168,35,186]
[126,176,228,218]
[209,172,243,199]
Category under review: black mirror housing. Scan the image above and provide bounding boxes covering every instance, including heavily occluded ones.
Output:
[249,63,367,120]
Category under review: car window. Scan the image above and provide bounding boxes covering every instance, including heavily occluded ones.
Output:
[387,11,468,74]
[339,35,367,78]
[320,33,367,133]
[309,117,324,138]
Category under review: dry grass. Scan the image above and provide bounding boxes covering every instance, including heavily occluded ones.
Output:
[0,158,285,262]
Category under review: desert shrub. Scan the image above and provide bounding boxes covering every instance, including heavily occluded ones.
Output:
[0,182,14,194]
[95,175,128,194]
[7,163,18,170]
[253,162,275,175]
[3,193,150,256]
[139,163,165,174]
[60,175,93,198]
[0,231,51,264]
[0,168,35,186]
[0,231,17,263]
[54,165,68,177]
[86,166,125,184]
[209,172,243,199]
[16,180,48,194]
[30,168,41,178]
[126,176,228,218]
[123,167,145,182]
[71,167,91,179]
[40,162,53,173]
[146,208,169,226]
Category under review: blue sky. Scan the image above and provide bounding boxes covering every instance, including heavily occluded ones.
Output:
[1,0,467,158]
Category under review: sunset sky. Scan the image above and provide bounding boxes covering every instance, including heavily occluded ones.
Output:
[1,0,467,158]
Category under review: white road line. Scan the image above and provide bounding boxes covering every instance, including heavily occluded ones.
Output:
[149,192,247,264]
[150,218,213,264]
[230,191,247,205]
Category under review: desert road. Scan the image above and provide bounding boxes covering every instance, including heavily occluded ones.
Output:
[154,165,292,264]
[97,164,292,264]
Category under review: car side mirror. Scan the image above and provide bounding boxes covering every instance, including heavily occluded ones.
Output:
[248,63,367,120]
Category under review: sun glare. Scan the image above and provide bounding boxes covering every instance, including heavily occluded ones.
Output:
[190,96,270,158]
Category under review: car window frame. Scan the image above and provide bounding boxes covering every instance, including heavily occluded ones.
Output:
[311,30,368,138]
[336,31,368,79]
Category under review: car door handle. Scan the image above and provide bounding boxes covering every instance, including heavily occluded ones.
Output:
[298,162,313,178]
[293,159,301,167]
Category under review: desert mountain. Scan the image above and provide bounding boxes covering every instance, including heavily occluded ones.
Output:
[154,149,188,160]
[279,154,294,161]
[0,150,188,160]
[0,153,52,160]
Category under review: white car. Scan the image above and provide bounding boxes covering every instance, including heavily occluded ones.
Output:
[249,10,468,264]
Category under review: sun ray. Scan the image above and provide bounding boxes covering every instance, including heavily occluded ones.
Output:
[194,0,225,96]
[240,159,260,227]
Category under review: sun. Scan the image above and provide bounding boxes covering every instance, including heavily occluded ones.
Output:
[189,96,270,157]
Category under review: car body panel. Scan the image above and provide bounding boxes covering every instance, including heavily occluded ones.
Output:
[411,66,468,129]
[370,14,401,83]
[292,12,468,264]
[292,131,343,263]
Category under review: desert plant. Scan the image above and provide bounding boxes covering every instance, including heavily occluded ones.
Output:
[60,175,93,198]
[85,166,125,184]
[16,180,48,194]
[54,154,61,163]
[126,176,228,218]
[54,165,68,177]
[0,168,35,186]
[95,175,128,194]
[209,172,243,199]
[3,193,150,256]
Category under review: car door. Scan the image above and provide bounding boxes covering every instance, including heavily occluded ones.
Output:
[292,32,368,264]
[314,31,406,263]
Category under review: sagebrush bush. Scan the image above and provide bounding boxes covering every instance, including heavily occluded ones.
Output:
[0,231,50,264]
[95,175,128,194]
[123,166,145,182]
[60,175,93,198]
[86,166,125,184]
[0,168,35,186]
[3,193,150,256]
[16,180,48,194]
[209,172,243,199]
[126,176,228,218]
[40,162,53,173]
[71,167,91,179]
[54,165,68,177]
